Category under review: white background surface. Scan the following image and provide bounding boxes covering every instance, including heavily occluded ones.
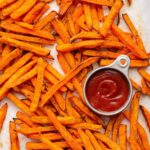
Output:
[0,0,150,149]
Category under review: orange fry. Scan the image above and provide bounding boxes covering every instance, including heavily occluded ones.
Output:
[140,105,150,131]
[0,103,8,131]
[35,11,57,30]
[9,121,20,150]
[97,6,104,21]
[72,4,83,22]
[0,36,50,56]
[138,68,150,82]
[100,0,123,36]
[15,21,34,30]
[119,124,127,150]
[44,107,83,150]
[11,0,37,19]
[0,0,16,9]
[81,0,113,6]
[112,24,148,59]
[141,78,150,95]
[30,58,46,112]
[130,78,141,91]
[23,2,46,23]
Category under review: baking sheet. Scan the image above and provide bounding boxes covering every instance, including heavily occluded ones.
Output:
[0,0,150,149]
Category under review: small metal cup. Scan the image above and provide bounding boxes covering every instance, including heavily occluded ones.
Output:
[83,55,133,116]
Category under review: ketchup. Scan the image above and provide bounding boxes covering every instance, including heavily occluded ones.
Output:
[86,69,129,112]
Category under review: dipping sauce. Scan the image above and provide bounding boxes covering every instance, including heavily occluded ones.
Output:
[86,69,129,112]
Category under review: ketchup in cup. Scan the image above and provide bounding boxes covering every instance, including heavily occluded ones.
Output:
[85,69,130,112]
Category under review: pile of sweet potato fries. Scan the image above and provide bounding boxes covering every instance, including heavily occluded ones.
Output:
[0,0,150,149]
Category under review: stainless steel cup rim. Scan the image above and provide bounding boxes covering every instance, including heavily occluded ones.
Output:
[83,55,133,116]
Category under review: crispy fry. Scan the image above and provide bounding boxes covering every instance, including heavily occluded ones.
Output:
[138,68,150,82]
[97,6,104,21]
[7,92,35,116]
[59,0,73,15]
[112,24,148,59]
[31,116,82,125]
[119,124,127,150]
[112,114,124,142]
[0,52,33,85]
[85,130,102,150]
[11,0,37,19]
[100,59,149,67]
[2,45,12,57]
[67,14,76,36]
[81,0,113,6]
[78,129,94,150]
[34,4,50,23]
[23,2,46,23]
[0,103,8,131]
[77,14,89,31]
[14,21,33,30]
[129,92,140,150]
[44,107,83,150]
[0,37,50,56]
[0,0,16,9]
[100,1,123,36]
[83,3,92,29]
[72,4,83,22]
[0,48,21,70]
[40,136,63,150]
[57,40,123,52]
[0,22,54,40]
[130,78,141,91]
[30,58,46,112]
[94,133,121,150]
[141,78,150,95]
[70,31,102,41]
[140,105,150,131]
[35,11,57,30]
[1,0,25,17]
[9,121,20,150]
[52,18,70,43]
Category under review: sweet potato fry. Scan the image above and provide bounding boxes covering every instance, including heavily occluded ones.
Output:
[81,0,113,6]
[31,116,82,125]
[83,3,92,29]
[83,50,120,58]
[129,92,140,150]
[30,58,46,112]
[0,31,54,45]
[94,133,121,150]
[9,121,20,150]
[35,11,57,30]
[0,0,16,9]
[0,37,50,56]
[100,59,149,67]
[70,31,102,41]
[70,123,102,131]
[105,117,116,138]
[59,0,73,15]
[112,24,148,59]
[57,40,123,52]
[0,22,54,40]
[77,68,88,82]
[0,48,21,70]
[78,129,94,150]
[140,105,150,130]
[40,136,63,150]
[85,130,102,150]
[23,2,46,23]
[96,6,104,21]
[2,45,12,57]
[1,0,25,17]
[119,124,127,150]
[44,107,83,150]
[130,78,141,91]
[141,78,150,95]
[138,68,150,82]
[0,52,33,85]
[10,0,37,19]
[112,114,124,142]
[16,126,56,134]
[52,18,70,43]
[72,4,83,22]
[15,21,34,30]
[67,14,76,36]
[100,1,123,36]
[7,92,35,116]
[34,4,50,23]
[122,13,145,51]
[91,4,99,31]
[0,103,8,131]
